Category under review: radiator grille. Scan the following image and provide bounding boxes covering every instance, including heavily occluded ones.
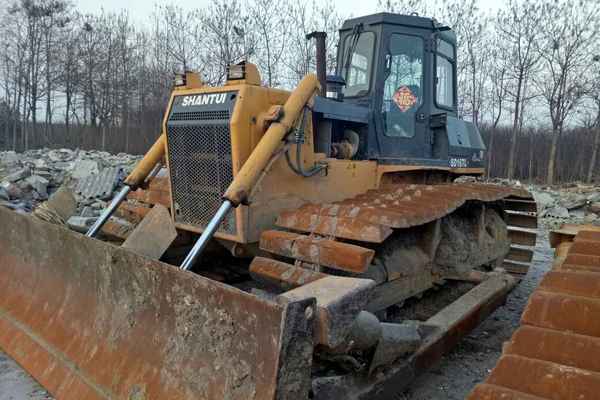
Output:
[168,110,230,121]
[166,116,236,235]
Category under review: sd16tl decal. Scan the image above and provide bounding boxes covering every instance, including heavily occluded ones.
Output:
[180,93,227,107]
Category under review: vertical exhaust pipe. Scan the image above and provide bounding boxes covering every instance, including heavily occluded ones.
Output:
[306,31,327,96]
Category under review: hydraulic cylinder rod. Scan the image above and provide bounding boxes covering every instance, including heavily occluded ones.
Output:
[86,134,166,237]
[86,185,132,237]
[180,200,233,270]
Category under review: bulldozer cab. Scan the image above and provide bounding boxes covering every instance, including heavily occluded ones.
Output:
[325,13,484,168]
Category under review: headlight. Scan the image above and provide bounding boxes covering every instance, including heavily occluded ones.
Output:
[227,63,245,80]
[174,73,186,87]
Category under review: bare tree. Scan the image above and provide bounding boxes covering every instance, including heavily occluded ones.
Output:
[536,0,599,184]
[200,0,255,85]
[495,0,544,180]
[284,0,342,88]
[248,0,287,87]
[485,52,508,178]
[586,56,600,183]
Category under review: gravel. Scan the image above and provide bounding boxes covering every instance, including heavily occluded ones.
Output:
[0,352,51,400]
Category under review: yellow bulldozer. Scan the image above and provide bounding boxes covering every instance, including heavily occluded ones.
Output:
[0,13,539,399]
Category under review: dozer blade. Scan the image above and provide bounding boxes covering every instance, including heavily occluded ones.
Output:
[0,207,315,400]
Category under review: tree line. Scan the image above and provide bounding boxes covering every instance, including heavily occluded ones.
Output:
[0,0,599,184]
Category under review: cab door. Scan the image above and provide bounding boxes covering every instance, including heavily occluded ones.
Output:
[376,31,430,160]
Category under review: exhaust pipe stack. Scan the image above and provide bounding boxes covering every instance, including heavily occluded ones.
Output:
[306,31,327,96]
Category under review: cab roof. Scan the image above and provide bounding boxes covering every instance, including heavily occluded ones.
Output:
[340,12,455,43]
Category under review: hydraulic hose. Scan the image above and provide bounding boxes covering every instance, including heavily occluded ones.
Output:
[284,107,327,177]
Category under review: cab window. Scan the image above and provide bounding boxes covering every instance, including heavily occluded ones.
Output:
[436,38,455,108]
[382,34,424,138]
[341,32,375,97]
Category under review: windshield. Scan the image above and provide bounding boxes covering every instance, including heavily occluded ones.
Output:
[382,34,424,138]
[341,31,375,97]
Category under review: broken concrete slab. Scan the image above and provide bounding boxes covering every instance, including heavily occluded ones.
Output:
[33,186,77,225]
[1,182,22,200]
[545,206,570,219]
[4,168,30,183]
[561,195,587,210]
[80,206,96,217]
[533,192,555,209]
[25,175,49,199]
[71,160,99,179]
[67,216,98,233]
[122,205,177,260]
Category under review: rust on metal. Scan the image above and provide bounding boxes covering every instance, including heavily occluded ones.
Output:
[564,253,600,267]
[116,202,152,223]
[259,230,375,273]
[276,211,393,243]
[249,256,328,290]
[468,228,600,400]
[272,183,537,279]
[100,217,135,240]
[277,182,535,236]
[570,240,600,256]
[127,188,171,208]
[0,207,313,400]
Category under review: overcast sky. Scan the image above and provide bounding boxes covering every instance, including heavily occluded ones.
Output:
[73,0,507,23]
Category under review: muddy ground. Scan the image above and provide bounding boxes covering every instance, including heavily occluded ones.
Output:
[0,230,552,400]
[399,229,552,400]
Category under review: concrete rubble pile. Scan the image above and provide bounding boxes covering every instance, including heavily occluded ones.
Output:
[0,149,141,233]
[460,176,600,228]
[2,149,599,233]
[529,183,600,228]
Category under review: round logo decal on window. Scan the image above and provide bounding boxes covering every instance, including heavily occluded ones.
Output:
[393,86,417,112]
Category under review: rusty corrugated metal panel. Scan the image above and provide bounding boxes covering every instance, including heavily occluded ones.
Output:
[0,207,313,400]
[467,228,600,400]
